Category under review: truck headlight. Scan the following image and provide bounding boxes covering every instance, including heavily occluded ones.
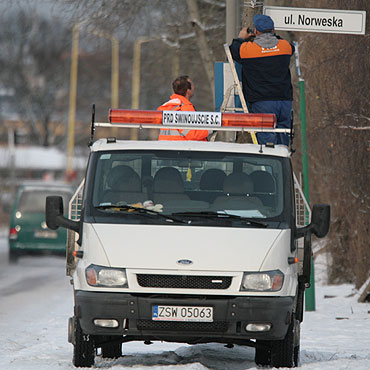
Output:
[86,264,128,287]
[240,270,284,292]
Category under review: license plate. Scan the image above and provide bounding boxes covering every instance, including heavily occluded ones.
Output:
[152,305,213,322]
[34,230,58,239]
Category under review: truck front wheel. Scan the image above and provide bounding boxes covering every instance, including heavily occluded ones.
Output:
[101,336,122,359]
[255,340,271,366]
[73,317,95,368]
[270,319,300,368]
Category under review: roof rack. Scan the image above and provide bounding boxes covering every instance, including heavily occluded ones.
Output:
[89,106,292,144]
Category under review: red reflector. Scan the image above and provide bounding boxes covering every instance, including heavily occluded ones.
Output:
[109,109,163,125]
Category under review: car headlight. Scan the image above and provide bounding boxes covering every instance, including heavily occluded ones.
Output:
[240,270,284,292]
[86,265,128,287]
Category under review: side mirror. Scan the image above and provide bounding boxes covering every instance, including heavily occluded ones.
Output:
[296,204,330,239]
[46,196,80,233]
[310,204,330,238]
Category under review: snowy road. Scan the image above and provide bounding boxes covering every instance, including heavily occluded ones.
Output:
[0,233,369,370]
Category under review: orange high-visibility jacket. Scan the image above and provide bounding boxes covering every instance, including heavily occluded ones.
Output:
[157,94,210,141]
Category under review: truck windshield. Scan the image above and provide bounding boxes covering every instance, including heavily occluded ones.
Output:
[88,150,291,224]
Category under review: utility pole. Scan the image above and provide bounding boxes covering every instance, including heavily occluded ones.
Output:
[131,37,158,140]
[186,0,215,105]
[67,22,119,177]
[236,0,263,143]
[66,23,80,180]
[90,29,119,108]
[221,0,242,143]
[226,0,241,45]
[166,24,181,80]
[109,37,119,109]
[90,29,119,137]
[8,128,16,199]
[242,0,264,28]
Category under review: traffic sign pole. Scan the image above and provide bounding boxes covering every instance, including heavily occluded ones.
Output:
[294,41,315,311]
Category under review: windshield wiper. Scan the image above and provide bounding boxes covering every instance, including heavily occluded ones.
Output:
[171,211,267,228]
[95,204,186,224]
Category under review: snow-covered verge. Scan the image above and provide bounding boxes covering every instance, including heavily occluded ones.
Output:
[0,237,369,370]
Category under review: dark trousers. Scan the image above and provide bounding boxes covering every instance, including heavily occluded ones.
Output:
[249,100,293,146]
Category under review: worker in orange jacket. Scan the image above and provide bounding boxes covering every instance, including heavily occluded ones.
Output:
[157,75,210,141]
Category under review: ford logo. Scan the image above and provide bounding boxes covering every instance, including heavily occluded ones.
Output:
[177,259,193,265]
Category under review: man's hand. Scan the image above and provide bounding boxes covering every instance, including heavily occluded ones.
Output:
[238,27,255,40]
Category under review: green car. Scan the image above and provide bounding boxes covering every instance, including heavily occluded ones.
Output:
[8,182,74,263]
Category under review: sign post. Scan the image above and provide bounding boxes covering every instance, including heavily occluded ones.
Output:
[294,40,315,311]
[262,5,366,310]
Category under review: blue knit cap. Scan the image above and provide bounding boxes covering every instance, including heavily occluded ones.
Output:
[253,14,274,32]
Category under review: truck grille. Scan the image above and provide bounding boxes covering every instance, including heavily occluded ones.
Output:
[137,320,228,332]
[137,274,232,289]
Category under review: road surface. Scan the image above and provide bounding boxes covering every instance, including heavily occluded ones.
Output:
[0,232,369,370]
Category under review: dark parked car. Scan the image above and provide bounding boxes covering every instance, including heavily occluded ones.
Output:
[8,182,74,263]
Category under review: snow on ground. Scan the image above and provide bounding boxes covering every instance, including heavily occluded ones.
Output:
[0,232,369,370]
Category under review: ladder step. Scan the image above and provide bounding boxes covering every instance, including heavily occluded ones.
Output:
[223,108,245,112]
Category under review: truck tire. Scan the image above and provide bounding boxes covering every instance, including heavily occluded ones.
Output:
[296,284,305,323]
[294,344,300,367]
[101,337,122,359]
[293,317,301,366]
[270,319,298,368]
[255,340,271,366]
[73,317,95,368]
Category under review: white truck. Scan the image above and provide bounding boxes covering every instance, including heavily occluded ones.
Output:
[46,108,330,368]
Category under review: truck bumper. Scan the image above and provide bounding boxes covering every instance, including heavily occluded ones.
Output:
[75,291,294,343]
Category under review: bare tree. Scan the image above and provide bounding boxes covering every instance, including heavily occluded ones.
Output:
[59,0,225,113]
[0,10,70,146]
[290,0,370,288]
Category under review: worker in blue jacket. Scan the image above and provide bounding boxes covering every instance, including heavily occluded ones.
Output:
[230,14,295,146]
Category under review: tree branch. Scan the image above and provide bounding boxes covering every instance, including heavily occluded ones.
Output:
[338,126,370,130]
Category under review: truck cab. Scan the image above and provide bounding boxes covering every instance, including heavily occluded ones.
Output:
[46,109,330,368]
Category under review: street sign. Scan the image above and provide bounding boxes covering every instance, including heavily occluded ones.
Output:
[264,6,366,35]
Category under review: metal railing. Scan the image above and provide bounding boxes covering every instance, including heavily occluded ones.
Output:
[66,179,84,276]
[293,172,311,227]
[69,179,84,221]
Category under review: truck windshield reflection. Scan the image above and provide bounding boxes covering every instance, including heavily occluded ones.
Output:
[89,150,287,224]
